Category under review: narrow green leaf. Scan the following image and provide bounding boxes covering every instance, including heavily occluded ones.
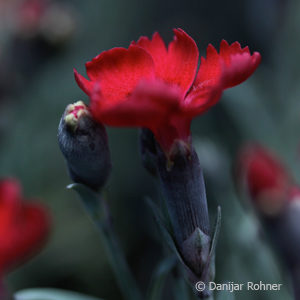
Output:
[147,256,177,300]
[14,288,104,300]
[210,206,222,258]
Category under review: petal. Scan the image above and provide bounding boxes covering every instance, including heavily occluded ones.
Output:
[0,179,50,273]
[187,41,261,114]
[135,29,199,97]
[183,80,224,117]
[18,204,50,257]
[194,40,261,89]
[90,79,193,154]
[219,40,261,88]
[74,68,94,95]
[220,40,249,61]
[184,46,225,116]
[193,45,223,87]
[90,79,181,128]
[84,45,155,103]
[0,203,50,272]
[133,31,167,62]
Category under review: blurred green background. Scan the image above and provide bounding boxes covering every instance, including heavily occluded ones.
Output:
[0,0,300,299]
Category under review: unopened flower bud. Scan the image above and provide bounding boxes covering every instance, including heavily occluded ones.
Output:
[235,145,291,216]
[58,101,111,191]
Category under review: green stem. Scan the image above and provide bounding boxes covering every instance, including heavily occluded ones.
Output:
[84,201,142,300]
[70,184,142,300]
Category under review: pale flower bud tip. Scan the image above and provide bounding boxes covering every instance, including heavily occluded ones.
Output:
[64,101,90,131]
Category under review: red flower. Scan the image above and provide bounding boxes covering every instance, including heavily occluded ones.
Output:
[74,29,261,154]
[236,145,297,215]
[237,146,290,198]
[0,179,50,274]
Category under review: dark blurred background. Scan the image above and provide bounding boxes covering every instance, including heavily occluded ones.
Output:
[0,0,299,299]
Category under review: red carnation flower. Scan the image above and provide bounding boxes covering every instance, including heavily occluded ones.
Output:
[237,146,290,199]
[0,179,50,274]
[74,29,261,154]
[235,145,297,215]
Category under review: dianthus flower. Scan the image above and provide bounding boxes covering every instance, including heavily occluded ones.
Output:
[235,145,300,215]
[0,179,50,274]
[237,146,290,199]
[75,29,261,154]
